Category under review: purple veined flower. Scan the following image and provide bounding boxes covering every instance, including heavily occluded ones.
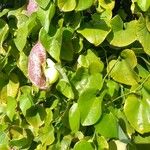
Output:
[28,41,47,89]
[28,42,59,89]
[27,0,38,15]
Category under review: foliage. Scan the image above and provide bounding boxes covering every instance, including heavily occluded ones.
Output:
[0,0,150,149]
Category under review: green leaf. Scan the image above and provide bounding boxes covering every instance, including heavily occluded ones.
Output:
[56,79,74,99]
[78,88,103,126]
[57,0,76,12]
[0,19,8,49]
[71,68,103,95]
[26,105,46,128]
[98,0,115,10]
[19,94,33,116]
[39,25,63,62]
[95,112,118,138]
[0,129,9,150]
[69,103,80,132]
[36,125,54,145]
[14,14,37,51]
[6,96,17,121]
[78,49,104,73]
[137,16,150,55]
[137,0,150,11]
[107,49,139,85]
[73,140,94,150]
[36,0,50,9]
[107,15,137,47]
[75,0,94,11]
[7,73,19,98]
[77,20,111,46]
[60,135,72,150]
[17,51,28,77]
[37,2,55,32]
[96,136,109,150]
[124,92,150,134]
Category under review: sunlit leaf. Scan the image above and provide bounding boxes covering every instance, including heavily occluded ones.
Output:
[75,0,94,11]
[137,16,150,55]
[74,140,94,150]
[78,88,103,126]
[107,15,137,47]
[107,49,139,85]
[77,19,111,46]
[124,91,150,134]
[6,96,17,121]
[57,0,76,12]
[56,79,74,99]
[69,103,80,132]
[36,0,50,9]
[137,0,150,11]
[95,112,118,138]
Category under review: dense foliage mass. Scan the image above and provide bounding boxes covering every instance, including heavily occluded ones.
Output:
[0,0,150,149]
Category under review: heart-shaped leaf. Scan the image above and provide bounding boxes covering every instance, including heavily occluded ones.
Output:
[95,112,118,138]
[69,103,80,132]
[74,140,93,150]
[124,91,150,134]
[57,0,76,12]
[137,16,150,55]
[107,49,139,85]
[78,88,103,126]
[75,0,94,11]
[137,0,150,12]
[77,20,111,46]
[107,15,137,47]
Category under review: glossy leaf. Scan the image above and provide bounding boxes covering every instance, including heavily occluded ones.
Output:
[37,2,55,32]
[14,14,37,51]
[75,0,94,11]
[107,49,139,85]
[74,140,94,150]
[57,79,74,99]
[7,73,19,98]
[95,112,118,138]
[39,26,63,62]
[19,94,33,116]
[57,0,76,12]
[124,92,150,134]
[6,96,17,121]
[77,49,104,73]
[69,103,80,132]
[78,88,103,126]
[107,15,137,47]
[137,16,150,55]
[0,19,8,49]
[137,0,150,11]
[77,20,111,46]
[36,0,50,9]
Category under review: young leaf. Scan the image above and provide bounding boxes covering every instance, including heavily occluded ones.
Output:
[95,112,118,138]
[74,140,94,150]
[137,16,150,55]
[75,0,94,11]
[107,15,137,47]
[77,20,111,46]
[107,49,139,85]
[124,91,150,134]
[57,0,76,12]
[69,103,80,132]
[6,96,17,121]
[78,88,103,126]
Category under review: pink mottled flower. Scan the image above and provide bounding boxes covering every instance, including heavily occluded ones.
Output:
[27,0,38,15]
[28,42,47,89]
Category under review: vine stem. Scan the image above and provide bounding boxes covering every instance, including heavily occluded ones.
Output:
[107,73,150,105]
